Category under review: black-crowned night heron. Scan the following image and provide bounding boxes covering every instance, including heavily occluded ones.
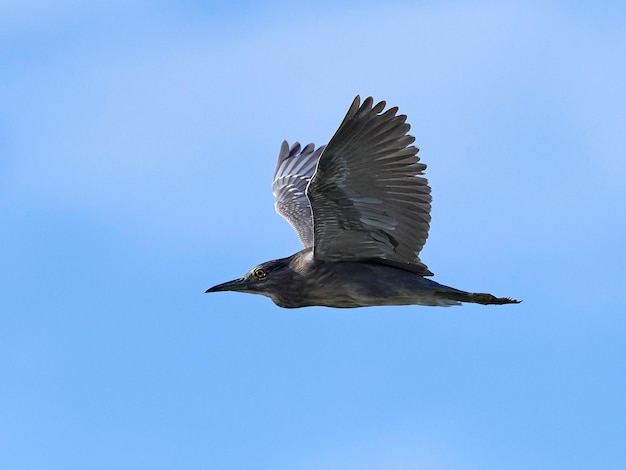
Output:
[206,96,520,308]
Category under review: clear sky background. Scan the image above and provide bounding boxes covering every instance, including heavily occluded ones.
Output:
[1,1,625,469]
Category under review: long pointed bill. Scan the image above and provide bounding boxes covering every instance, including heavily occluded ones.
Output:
[204,278,248,293]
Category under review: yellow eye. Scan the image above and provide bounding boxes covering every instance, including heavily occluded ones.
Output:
[253,268,267,279]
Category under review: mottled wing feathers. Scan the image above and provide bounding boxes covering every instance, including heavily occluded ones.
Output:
[306,96,433,276]
[272,140,324,248]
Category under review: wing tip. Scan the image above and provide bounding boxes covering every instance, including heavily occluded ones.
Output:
[279,140,290,159]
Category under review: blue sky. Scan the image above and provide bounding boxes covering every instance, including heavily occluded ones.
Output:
[1,1,625,468]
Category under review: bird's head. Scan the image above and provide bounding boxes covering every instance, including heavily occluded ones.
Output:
[204,257,295,303]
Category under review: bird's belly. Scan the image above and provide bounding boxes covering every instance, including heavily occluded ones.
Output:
[290,265,462,308]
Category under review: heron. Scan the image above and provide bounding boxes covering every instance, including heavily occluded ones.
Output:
[205,96,520,308]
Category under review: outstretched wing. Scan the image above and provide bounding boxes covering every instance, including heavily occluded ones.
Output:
[307,96,433,276]
[272,140,325,247]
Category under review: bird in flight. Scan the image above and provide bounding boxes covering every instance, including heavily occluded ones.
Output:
[206,96,520,308]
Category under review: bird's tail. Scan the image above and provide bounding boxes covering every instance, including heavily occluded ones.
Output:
[436,291,521,305]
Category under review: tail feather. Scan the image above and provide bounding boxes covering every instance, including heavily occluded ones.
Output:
[436,291,521,305]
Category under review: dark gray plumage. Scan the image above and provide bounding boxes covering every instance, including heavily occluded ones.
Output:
[206,96,520,308]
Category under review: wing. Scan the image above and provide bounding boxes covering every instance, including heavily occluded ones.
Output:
[307,96,433,276]
[272,140,325,248]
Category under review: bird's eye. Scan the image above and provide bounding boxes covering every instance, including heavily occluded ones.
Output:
[253,268,267,279]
